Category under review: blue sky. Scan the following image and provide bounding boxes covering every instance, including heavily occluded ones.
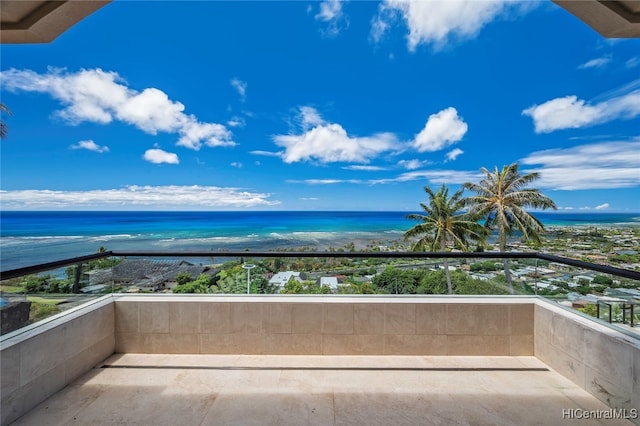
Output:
[1,0,639,212]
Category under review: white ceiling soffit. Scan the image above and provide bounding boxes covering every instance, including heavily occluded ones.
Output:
[554,0,640,38]
[0,0,111,44]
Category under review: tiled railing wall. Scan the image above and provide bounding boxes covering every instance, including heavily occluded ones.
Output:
[535,301,640,424]
[1,295,639,426]
[113,296,535,356]
[0,297,115,425]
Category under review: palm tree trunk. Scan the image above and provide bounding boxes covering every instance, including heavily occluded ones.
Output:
[503,258,513,294]
[499,228,514,294]
[444,259,453,294]
[441,239,453,294]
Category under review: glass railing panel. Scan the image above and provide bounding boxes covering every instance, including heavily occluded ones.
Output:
[2,251,638,337]
[0,261,107,335]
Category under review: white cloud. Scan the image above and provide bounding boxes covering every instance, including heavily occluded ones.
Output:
[0,185,279,210]
[227,116,246,128]
[290,169,481,186]
[230,78,247,100]
[521,139,640,190]
[398,159,430,170]
[69,139,109,153]
[413,107,467,152]
[315,0,349,37]
[578,56,611,70]
[299,106,325,130]
[143,148,179,165]
[373,0,532,51]
[0,68,235,150]
[230,162,243,168]
[626,57,640,69]
[250,150,281,157]
[522,83,640,133]
[343,165,387,171]
[378,169,481,184]
[273,107,399,164]
[595,203,610,210]
[445,148,464,161]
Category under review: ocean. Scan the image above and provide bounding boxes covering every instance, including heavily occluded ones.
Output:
[1,211,639,271]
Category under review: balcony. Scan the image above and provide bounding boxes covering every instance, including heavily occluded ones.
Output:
[1,251,639,425]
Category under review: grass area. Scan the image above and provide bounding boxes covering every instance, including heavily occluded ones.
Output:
[27,296,67,305]
[0,285,25,293]
[30,302,60,322]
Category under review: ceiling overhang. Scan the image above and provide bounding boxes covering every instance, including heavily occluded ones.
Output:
[553,0,640,38]
[1,0,110,44]
[1,1,638,45]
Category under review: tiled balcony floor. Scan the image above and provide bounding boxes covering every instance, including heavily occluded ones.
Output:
[11,354,633,426]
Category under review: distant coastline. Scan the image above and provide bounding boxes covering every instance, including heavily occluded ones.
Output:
[1,211,639,271]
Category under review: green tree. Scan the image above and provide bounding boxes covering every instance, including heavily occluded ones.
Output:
[172,274,212,293]
[404,184,486,294]
[175,272,193,286]
[463,163,556,294]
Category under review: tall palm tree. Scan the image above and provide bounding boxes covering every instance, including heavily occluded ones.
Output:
[404,184,486,294]
[0,103,11,139]
[463,163,557,294]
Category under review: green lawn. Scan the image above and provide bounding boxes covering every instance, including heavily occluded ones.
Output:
[27,296,67,305]
[0,285,25,293]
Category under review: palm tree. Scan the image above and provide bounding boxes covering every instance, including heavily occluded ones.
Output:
[463,163,557,294]
[0,103,11,139]
[404,184,486,294]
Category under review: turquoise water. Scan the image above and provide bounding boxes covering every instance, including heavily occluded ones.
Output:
[1,211,638,270]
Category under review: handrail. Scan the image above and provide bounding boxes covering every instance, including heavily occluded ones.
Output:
[1,250,639,281]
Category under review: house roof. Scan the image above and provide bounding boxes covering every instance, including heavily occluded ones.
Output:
[0,0,110,43]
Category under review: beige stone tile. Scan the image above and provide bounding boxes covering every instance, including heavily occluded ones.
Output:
[383,334,447,355]
[583,328,634,395]
[63,306,115,358]
[230,302,265,334]
[550,312,585,362]
[415,303,446,335]
[169,302,201,333]
[139,333,200,354]
[138,301,169,333]
[323,334,385,355]
[292,304,323,334]
[200,333,265,354]
[585,369,635,411]
[115,301,139,333]
[634,349,640,416]
[204,392,334,426]
[384,303,416,335]
[64,335,114,384]
[19,325,66,385]
[2,365,66,426]
[323,304,354,334]
[536,338,586,389]
[353,303,384,335]
[265,303,293,334]
[115,332,141,353]
[509,335,534,356]
[446,304,510,336]
[8,380,106,426]
[264,334,322,355]
[446,335,510,355]
[200,302,231,334]
[534,304,553,347]
[510,304,534,335]
[0,343,20,397]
